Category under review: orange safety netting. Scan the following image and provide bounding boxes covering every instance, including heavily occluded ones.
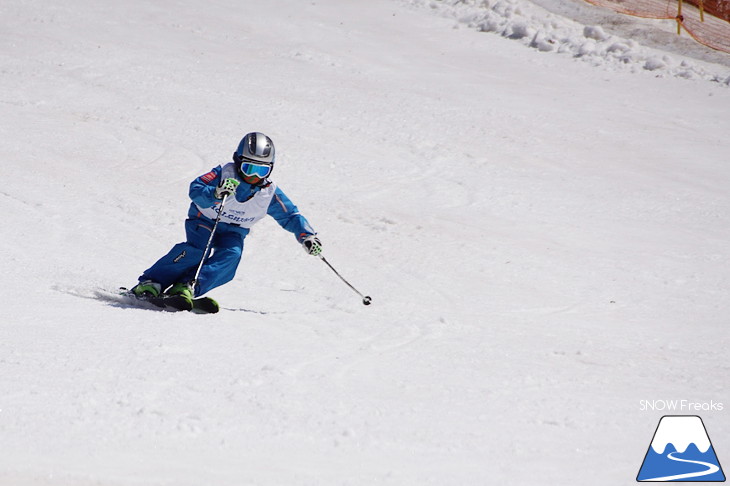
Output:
[689,0,730,22]
[582,0,730,53]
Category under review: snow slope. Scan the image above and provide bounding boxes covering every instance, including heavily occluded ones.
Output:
[1,0,729,485]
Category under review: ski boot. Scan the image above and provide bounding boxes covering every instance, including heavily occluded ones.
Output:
[162,282,195,311]
[168,282,219,314]
[131,280,162,298]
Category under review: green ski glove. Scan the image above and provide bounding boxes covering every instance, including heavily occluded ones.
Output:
[215,177,240,199]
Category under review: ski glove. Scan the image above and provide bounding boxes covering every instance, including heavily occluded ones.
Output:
[215,178,240,199]
[302,235,322,256]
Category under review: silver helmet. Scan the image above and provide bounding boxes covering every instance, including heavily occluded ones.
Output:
[234,132,275,164]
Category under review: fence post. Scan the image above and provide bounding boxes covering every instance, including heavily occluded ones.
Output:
[677,0,683,34]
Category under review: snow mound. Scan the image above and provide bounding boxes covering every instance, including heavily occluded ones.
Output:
[408,0,730,85]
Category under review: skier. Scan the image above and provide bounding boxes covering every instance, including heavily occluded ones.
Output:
[130,132,322,308]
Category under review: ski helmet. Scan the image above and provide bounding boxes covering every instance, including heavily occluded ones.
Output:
[233,132,275,180]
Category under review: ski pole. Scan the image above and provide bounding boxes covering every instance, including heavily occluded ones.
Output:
[191,194,228,289]
[319,255,372,306]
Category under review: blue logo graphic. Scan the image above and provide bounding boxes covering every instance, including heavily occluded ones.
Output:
[637,415,725,482]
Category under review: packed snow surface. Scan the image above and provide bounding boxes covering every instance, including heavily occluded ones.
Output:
[1,0,729,485]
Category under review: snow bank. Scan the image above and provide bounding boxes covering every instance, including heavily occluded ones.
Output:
[407,0,730,84]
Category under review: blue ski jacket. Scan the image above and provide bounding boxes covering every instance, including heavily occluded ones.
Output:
[187,163,316,243]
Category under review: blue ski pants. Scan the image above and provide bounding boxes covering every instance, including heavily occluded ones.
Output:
[139,218,247,296]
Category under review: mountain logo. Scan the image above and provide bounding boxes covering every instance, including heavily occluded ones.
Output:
[637,415,726,482]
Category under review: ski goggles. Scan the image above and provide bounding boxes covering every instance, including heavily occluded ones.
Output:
[239,160,272,179]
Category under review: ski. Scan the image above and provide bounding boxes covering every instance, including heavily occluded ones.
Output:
[119,288,219,314]
[190,296,220,314]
